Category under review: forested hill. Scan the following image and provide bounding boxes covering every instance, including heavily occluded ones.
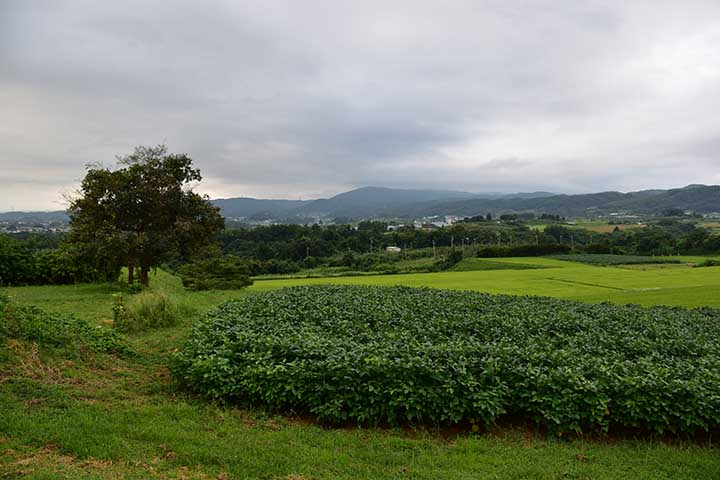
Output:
[214,187,555,220]
[0,210,69,224]
[211,198,308,219]
[3,185,720,223]
[213,184,720,219]
[419,184,720,218]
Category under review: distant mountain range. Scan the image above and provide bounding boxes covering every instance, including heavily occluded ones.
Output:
[3,185,720,225]
[0,210,70,224]
[214,184,720,220]
[214,187,557,220]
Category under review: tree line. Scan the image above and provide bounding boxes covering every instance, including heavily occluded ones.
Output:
[2,145,720,286]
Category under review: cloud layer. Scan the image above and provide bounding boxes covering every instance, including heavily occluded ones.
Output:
[2,0,720,210]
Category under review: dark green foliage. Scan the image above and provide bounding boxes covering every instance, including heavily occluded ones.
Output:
[0,294,131,356]
[0,235,117,286]
[173,285,720,434]
[583,243,625,255]
[694,259,720,268]
[551,254,683,266]
[476,244,571,257]
[125,282,144,294]
[337,252,405,272]
[450,259,548,271]
[0,290,9,312]
[434,249,464,270]
[179,256,253,291]
[218,221,543,261]
[246,258,301,276]
[34,246,118,284]
[0,235,34,285]
[215,215,720,276]
[662,208,687,217]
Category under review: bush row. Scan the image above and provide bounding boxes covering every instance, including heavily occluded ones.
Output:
[172,285,720,434]
[476,244,571,258]
[549,254,684,265]
[179,256,253,291]
[0,236,118,286]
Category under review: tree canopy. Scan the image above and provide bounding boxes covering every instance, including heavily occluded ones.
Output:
[68,145,224,285]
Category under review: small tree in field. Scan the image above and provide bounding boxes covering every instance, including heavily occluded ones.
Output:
[68,145,224,286]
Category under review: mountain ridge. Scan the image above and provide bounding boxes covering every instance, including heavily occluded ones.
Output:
[2,185,719,223]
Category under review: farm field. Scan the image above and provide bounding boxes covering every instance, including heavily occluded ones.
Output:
[699,221,720,234]
[526,221,646,233]
[175,285,720,434]
[3,257,720,479]
[572,220,647,233]
[251,256,720,308]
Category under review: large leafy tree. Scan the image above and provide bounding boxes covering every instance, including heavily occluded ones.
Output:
[68,145,224,286]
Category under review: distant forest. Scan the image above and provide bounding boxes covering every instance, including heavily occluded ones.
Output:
[3,214,720,285]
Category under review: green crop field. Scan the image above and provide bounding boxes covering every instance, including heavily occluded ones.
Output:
[3,257,720,479]
[251,256,720,308]
[174,285,720,434]
[571,220,647,233]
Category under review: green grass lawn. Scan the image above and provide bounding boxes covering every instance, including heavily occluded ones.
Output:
[3,259,720,478]
[251,256,720,308]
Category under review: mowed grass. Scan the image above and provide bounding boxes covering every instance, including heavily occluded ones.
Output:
[252,256,720,308]
[3,259,720,478]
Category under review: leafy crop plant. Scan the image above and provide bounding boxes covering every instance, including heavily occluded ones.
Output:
[172,285,720,435]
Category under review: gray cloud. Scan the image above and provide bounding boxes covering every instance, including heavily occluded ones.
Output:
[1,0,720,210]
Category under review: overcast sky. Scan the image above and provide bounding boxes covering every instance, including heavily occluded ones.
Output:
[2,0,720,211]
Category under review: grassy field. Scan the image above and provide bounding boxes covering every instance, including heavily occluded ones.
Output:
[252,256,720,308]
[525,221,646,233]
[3,258,720,478]
[571,220,646,233]
[699,221,720,234]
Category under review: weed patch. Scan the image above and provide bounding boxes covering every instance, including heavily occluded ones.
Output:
[0,295,132,358]
[113,291,188,333]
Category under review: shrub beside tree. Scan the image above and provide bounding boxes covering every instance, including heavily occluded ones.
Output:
[179,256,253,291]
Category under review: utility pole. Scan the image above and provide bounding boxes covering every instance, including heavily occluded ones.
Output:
[451,235,454,249]
[432,239,436,258]
[370,238,373,253]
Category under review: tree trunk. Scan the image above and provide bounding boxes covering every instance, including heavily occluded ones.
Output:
[128,262,135,284]
[140,262,150,287]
